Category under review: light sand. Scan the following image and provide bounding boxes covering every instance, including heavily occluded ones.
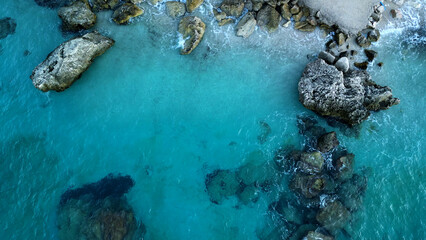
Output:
[301,0,380,34]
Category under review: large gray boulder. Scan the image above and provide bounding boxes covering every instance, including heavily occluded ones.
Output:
[58,0,96,31]
[30,32,115,92]
[236,12,256,38]
[298,59,400,125]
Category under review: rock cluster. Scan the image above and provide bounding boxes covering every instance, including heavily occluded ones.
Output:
[269,116,370,238]
[30,32,115,92]
[57,174,145,240]
[205,150,280,204]
[298,59,399,125]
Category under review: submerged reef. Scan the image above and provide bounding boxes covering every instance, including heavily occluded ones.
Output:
[57,173,144,240]
[30,31,114,92]
[0,17,17,40]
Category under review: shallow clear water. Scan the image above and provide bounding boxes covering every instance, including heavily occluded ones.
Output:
[0,0,425,239]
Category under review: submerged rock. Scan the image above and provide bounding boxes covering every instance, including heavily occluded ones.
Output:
[332,154,354,181]
[58,0,96,31]
[112,3,144,25]
[30,32,115,92]
[298,59,400,125]
[57,174,143,240]
[165,1,186,18]
[257,5,281,33]
[178,16,206,55]
[303,231,334,240]
[237,184,260,204]
[337,173,367,211]
[316,200,350,233]
[220,0,245,17]
[186,0,204,12]
[236,12,256,38]
[205,169,240,204]
[297,151,324,174]
[290,173,325,198]
[0,17,17,40]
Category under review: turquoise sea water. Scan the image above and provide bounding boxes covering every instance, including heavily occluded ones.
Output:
[0,0,425,239]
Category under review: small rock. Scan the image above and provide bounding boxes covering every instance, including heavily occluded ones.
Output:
[375,5,385,14]
[186,0,204,12]
[317,132,339,153]
[364,49,377,62]
[293,10,304,22]
[371,12,381,22]
[337,32,346,46]
[213,9,227,21]
[356,34,371,48]
[318,51,335,64]
[236,12,257,38]
[390,9,403,19]
[378,62,383,67]
[112,3,144,25]
[218,18,234,26]
[335,57,349,72]
[354,61,369,70]
[178,16,206,55]
[316,201,351,233]
[290,4,300,14]
[282,20,291,27]
[367,29,380,42]
[165,1,186,18]
[58,0,96,31]
[220,0,245,17]
[257,5,281,33]
[280,3,292,21]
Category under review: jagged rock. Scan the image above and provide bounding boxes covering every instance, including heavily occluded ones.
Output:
[306,16,317,26]
[58,0,96,31]
[205,169,240,204]
[91,0,120,11]
[290,173,325,198]
[166,1,186,18]
[354,61,368,70]
[316,201,350,233]
[112,3,144,24]
[304,231,334,240]
[318,51,335,64]
[293,10,304,22]
[356,34,371,48]
[280,3,292,21]
[364,49,377,62]
[220,0,245,17]
[257,5,281,33]
[295,21,316,32]
[297,151,324,174]
[218,18,234,26]
[178,16,205,55]
[298,59,399,125]
[317,132,339,153]
[236,12,257,38]
[213,9,227,21]
[30,32,114,92]
[335,57,349,72]
[251,0,263,11]
[390,9,403,19]
[186,0,204,12]
[367,29,380,42]
[333,154,354,181]
[0,17,16,39]
[290,4,299,14]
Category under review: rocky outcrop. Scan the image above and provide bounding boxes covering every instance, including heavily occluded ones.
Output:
[91,0,120,11]
[58,0,96,31]
[220,0,245,17]
[112,3,144,25]
[236,12,256,38]
[298,59,400,125]
[57,174,144,240]
[165,1,186,18]
[30,32,115,92]
[186,0,204,12]
[0,17,17,39]
[178,16,205,55]
[256,5,281,33]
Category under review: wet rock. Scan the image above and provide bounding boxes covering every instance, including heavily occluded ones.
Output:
[280,3,292,21]
[354,61,368,70]
[390,9,403,19]
[356,34,371,48]
[318,51,335,65]
[317,132,339,153]
[236,12,257,38]
[257,120,271,144]
[337,174,367,211]
[290,4,299,14]
[290,173,325,198]
[304,231,334,240]
[257,5,281,33]
[364,49,377,62]
[297,151,324,174]
[316,200,350,233]
[112,3,144,25]
[166,1,186,18]
[30,32,114,92]
[274,146,302,172]
[91,0,120,11]
[213,9,227,21]
[237,184,260,204]
[293,11,304,22]
[58,0,96,31]
[333,154,354,181]
[218,18,234,26]
[34,0,69,8]
[298,59,399,125]
[186,0,204,12]
[377,62,383,67]
[296,22,316,32]
[0,17,17,40]
[251,0,263,12]
[367,29,380,42]
[178,16,205,55]
[337,33,346,46]
[334,57,349,72]
[220,0,245,17]
[205,169,240,204]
